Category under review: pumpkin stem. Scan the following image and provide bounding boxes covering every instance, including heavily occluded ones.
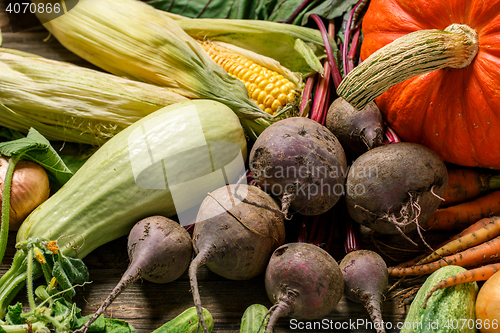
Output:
[337,24,479,110]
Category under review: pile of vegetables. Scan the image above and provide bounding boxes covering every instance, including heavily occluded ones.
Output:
[1,0,500,332]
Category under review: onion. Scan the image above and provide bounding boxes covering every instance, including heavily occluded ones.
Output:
[0,156,50,230]
[476,270,500,333]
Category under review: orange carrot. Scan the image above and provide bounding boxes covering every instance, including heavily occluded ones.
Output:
[440,169,500,208]
[423,263,500,309]
[388,236,500,277]
[416,216,500,265]
[422,190,500,231]
[395,216,500,269]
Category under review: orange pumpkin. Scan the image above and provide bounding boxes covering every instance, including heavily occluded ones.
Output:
[346,0,500,169]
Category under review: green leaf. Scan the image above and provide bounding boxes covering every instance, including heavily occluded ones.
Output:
[0,128,73,185]
[60,155,89,174]
[74,316,137,333]
[4,303,23,325]
[52,254,89,298]
[52,262,76,298]
[297,0,359,26]
[148,0,358,26]
[58,255,90,285]
[104,318,138,333]
[148,0,262,19]
[0,127,25,142]
[74,314,106,332]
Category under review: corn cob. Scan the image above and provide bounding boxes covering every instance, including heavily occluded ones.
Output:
[199,40,299,115]
[0,48,188,145]
[31,0,312,139]
[160,12,328,77]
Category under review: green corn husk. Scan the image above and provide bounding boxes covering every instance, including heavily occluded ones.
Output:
[33,0,270,135]
[164,12,328,76]
[32,0,326,139]
[0,48,188,145]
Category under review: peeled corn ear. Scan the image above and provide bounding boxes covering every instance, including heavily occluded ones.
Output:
[33,0,277,139]
[165,14,328,77]
[199,40,300,116]
[0,48,188,145]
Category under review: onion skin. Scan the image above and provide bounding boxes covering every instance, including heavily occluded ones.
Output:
[0,156,50,230]
[476,270,500,333]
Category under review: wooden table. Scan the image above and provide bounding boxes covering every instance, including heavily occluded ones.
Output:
[0,5,428,332]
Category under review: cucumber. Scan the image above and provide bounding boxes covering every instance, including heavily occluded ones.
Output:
[401,265,478,333]
[152,307,214,333]
[17,99,247,258]
[0,100,247,317]
[240,304,269,333]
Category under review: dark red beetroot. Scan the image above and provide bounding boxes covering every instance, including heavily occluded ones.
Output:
[190,184,286,333]
[74,216,192,333]
[264,243,344,333]
[340,250,389,333]
[345,142,448,237]
[249,117,347,216]
[325,97,385,155]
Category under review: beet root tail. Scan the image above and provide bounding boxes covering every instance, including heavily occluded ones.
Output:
[73,264,140,333]
[265,300,292,333]
[189,253,209,333]
[361,293,386,333]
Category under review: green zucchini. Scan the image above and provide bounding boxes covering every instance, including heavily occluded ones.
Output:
[401,265,478,333]
[0,99,247,317]
[152,307,214,333]
[17,99,247,257]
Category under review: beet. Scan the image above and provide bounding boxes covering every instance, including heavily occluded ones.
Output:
[190,184,286,333]
[345,142,448,236]
[249,117,347,216]
[74,216,192,333]
[340,250,388,333]
[264,243,344,333]
[325,97,385,155]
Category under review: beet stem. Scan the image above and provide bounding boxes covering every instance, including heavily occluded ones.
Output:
[299,75,316,117]
[297,216,309,243]
[308,215,319,244]
[189,253,210,333]
[73,263,141,333]
[323,210,336,253]
[310,15,342,88]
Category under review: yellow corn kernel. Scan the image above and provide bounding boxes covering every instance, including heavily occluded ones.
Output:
[251,88,262,101]
[199,41,299,115]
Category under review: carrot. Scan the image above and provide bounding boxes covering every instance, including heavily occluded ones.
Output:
[395,216,500,269]
[388,236,500,277]
[422,263,500,309]
[440,169,500,208]
[421,190,500,231]
[416,216,500,265]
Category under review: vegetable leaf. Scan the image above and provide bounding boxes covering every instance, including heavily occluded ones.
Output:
[104,318,138,333]
[148,0,359,25]
[4,303,24,325]
[52,253,90,298]
[148,0,263,19]
[0,127,25,142]
[0,127,73,185]
[287,0,359,26]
